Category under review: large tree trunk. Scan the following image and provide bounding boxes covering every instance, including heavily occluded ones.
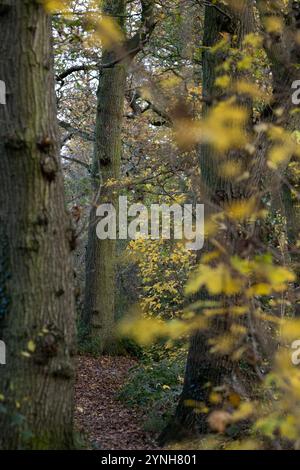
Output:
[0,0,76,449]
[159,1,255,445]
[83,0,127,352]
[160,0,300,447]
[83,0,155,352]
[255,0,300,305]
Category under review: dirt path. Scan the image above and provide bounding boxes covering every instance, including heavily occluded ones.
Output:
[74,356,158,450]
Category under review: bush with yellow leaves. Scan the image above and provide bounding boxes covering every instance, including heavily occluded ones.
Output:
[126,238,196,321]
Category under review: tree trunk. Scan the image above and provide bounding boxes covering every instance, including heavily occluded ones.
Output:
[159,1,255,445]
[0,0,76,449]
[255,0,300,307]
[83,0,127,352]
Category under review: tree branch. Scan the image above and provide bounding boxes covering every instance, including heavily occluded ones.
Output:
[56,0,156,83]
[62,155,90,170]
[59,120,95,142]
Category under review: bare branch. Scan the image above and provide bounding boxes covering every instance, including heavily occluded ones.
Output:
[62,155,90,170]
[59,120,95,142]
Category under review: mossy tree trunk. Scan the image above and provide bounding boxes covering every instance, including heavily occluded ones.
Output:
[83,0,127,353]
[83,0,155,353]
[0,0,76,449]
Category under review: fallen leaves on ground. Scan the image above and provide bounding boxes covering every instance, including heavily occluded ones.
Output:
[74,356,158,450]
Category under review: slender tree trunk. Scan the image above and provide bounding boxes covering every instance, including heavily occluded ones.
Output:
[83,0,127,352]
[0,0,76,449]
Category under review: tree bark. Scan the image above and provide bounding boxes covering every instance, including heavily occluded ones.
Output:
[83,0,127,353]
[256,0,300,304]
[159,0,255,445]
[0,0,76,449]
[83,0,155,352]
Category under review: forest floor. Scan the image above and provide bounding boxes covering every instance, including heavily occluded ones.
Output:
[74,356,158,450]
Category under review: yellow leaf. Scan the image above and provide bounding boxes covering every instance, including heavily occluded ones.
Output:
[209,392,222,404]
[186,263,244,296]
[215,75,231,89]
[281,319,300,341]
[203,100,248,152]
[220,160,243,178]
[174,100,248,152]
[21,351,31,358]
[246,283,272,296]
[41,0,70,13]
[86,15,124,49]
[225,198,257,221]
[237,56,253,71]
[264,16,283,34]
[234,80,264,99]
[231,402,254,422]
[268,145,291,169]
[27,340,36,353]
[226,439,259,450]
[280,415,298,440]
[243,33,263,49]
